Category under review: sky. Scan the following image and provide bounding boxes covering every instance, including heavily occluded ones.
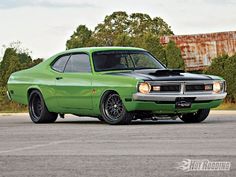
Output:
[0,0,235,59]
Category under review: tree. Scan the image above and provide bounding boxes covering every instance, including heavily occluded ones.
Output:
[205,55,227,76]
[66,12,186,69]
[0,42,43,112]
[66,11,174,50]
[66,25,92,49]
[32,58,43,66]
[93,11,130,46]
[0,43,42,87]
[131,33,166,63]
[93,11,173,46]
[165,40,185,70]
[129,13,173,37]
[206,55,236,102]
[0,48,29,86]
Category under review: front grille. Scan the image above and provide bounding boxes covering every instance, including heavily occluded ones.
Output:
[148,81,214,93]
[160,85,180,92]
[185,84,213,92]
[186,85,205,92]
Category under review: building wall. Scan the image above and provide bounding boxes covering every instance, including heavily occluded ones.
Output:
[160,31,236,71]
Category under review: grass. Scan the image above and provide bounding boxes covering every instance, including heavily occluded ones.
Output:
[0,107,27,113]
[214,102,236,110]
[0,109,27,113]
[0,97,27,113]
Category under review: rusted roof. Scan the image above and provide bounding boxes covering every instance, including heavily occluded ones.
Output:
[160,31,236,71]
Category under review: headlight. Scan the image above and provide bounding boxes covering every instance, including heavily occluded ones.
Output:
[139,82,151,94]
[213,81,223,93]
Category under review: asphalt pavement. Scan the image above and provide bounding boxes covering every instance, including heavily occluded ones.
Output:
[0,111,235,177]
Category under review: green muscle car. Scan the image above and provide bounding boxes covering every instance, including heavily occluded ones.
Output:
[7,47,227,125]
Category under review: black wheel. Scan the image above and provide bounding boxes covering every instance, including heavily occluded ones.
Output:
[100,92,133,125]
[29,90,58,123]
[179,109,210,123]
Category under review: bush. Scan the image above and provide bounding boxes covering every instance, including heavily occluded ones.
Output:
[0,87,27,112]
[0,43,43,112]
[165,40,185,70]
[206,54,236,102]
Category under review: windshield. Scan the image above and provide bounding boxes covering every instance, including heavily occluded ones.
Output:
[92,50,165,72]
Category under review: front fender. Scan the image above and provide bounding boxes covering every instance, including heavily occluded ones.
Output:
[91,74,140,115]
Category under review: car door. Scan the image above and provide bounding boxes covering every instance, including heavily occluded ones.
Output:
[54,53,93,110]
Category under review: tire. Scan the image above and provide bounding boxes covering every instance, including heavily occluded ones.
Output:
[179,109,210,123]
[100,92,134,125]
[28,90,58,123]
[97,116,105,122]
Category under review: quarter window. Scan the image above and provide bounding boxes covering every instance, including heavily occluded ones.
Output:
[64,54,91,73]
[52,55,70,72]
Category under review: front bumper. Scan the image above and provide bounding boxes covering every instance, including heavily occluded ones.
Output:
[133,92,227,102]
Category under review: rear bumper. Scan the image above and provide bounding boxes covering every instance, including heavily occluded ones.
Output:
[6,91,11,100]
[133,92,227,102]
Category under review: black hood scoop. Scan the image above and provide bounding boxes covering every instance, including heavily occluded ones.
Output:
[149,69,185,77]
[106,69,212,81]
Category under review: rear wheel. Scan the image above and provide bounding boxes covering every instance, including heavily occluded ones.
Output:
[100,92,133,125]
[29,90,58,123]
[179,109,210,123]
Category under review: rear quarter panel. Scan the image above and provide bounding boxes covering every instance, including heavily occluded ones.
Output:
[7,63,59,112]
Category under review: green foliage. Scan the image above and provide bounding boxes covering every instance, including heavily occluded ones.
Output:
[65,11,186,69]
[90,11,173,46]
[206,55,236,102]
[0,43,43,112]
[0,86,27,112]
[32,58,43,65]
[93,11,130,46]
[165,40,185,70]
[0,48,33,86]
[66,25,92,49]
[132,33,166,64]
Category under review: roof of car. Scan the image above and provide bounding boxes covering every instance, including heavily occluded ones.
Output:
[44,47,147,64]
[63,46,146,53]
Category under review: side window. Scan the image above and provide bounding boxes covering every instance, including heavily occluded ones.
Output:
[52,55,70,72]
[64,54,91,73]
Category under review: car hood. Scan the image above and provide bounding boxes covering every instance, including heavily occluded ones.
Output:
[106,69,214,81]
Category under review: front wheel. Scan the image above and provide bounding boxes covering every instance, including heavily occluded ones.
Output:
[100,92,133,125]
[29,90,58,123]
[179,109,210,123]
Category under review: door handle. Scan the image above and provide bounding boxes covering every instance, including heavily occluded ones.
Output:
[56,77,63,80]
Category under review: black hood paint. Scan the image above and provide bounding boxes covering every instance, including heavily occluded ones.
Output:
[106,69,213,81]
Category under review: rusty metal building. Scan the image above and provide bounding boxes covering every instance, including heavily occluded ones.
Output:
[160,31,236,71]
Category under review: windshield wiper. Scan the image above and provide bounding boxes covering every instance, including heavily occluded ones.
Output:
[134,67,157,70]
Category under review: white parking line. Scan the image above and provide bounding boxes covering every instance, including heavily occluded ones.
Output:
[0,140,72,154]
[210,110,236,114]
[0,113,28,116]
